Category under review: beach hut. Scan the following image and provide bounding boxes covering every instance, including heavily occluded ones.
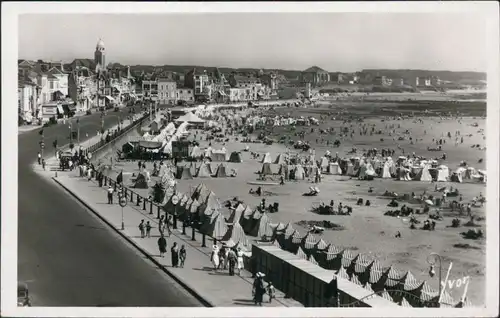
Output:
[228,151,242,163]
[176,166,193,180]
[195,163,212,178]
[261,152,272,164]
[213,163,228,178]
[328,162,343,175]
[261,162,273,175]
[132,173,148,189]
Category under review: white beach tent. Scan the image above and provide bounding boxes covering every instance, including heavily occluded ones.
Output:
[436,165,450,182]
[328,162,343,175]
[261,152,272,164]
[319,157,329,172]
[382,161,392,178]
[418,164,433,182]
[294,165,305,180]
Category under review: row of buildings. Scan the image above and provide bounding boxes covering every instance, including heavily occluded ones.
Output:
[141,68,279,105]
[299,66,442,88]
[18,39,137,124]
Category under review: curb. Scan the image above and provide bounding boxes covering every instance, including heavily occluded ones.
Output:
[52,176,215,308]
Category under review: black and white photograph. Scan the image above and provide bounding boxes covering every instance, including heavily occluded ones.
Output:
[2,2,499,318]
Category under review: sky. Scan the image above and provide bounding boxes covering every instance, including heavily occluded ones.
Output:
[18,13,489,72]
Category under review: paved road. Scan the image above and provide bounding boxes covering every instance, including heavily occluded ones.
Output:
[18,106,203,306]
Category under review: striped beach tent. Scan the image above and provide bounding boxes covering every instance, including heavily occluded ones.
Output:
[188,198,200,216]
[350,273,363,286]
[314,239,329,251]
[380,289,394,302]
[256,212,273,240]
[273,239,282,249]
[400,297,412,307]
[340,249,357,269]
[221,222,248,247]
[296,246,308,260]
[301,233,317,257]
[366,260,385,285]
[226,203,245,224]
[309,254,319,266]
[238,206,255,233]
[320,245,343,271]
[336,267,350,280]
[288,230,304,254]
[383,266,404,288]
[399,271,421,292]
[364,282,374,293]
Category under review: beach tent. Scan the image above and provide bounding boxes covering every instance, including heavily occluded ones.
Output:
[293,165,305,180]
[190,146,204,158]
[319,157,329,172]
[226,203,245,224]
[228,151,242,163]
[381,161,392,178]
[221,223,249,247]
[451,167,467,183]
[213,163,228,178]
[358,163,376,180]
[176,166,193,180]
[261,163,273,176]
[346,163,355,176]
[418,164,433,182]
[328,162,343,175]
[174,112,205,126]
[398,167,412,181]
[274,154,286,165]
[132,172,149,189]
[261,152,272,164]
[211,150,227,162]
[437,165,450,182]
[256,212,273,240]
[195,163,212,178]
[239,206,256,233]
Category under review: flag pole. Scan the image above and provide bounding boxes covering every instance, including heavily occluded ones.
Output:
[438,262,453,304]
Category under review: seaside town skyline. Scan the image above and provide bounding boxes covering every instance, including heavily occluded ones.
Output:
[18,13,488,72]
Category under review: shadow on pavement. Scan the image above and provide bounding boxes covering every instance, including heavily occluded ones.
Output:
[192,267,214,271]
[74,224,106,230]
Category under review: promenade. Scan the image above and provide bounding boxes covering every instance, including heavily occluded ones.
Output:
[32,114,301,307]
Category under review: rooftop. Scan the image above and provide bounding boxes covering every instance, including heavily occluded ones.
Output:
[303,66,329,73]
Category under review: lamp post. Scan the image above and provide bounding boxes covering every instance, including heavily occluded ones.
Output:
[69,121,73,145]
[76,118,80,146]
[427,252,453,306]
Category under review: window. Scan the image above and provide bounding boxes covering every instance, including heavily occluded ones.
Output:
[188,90,191,94]
[189,97,193,100]
[49,81,54,89]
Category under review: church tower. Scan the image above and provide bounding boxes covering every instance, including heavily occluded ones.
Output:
[94,38,106,69]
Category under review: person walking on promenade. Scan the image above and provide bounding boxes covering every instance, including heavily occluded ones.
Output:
[218,245,227,270]
[158,234,167,257]
[227,248,237,276]
[138,161,142,171]
[42,159,46,171]
[267,282,276,303]
[139,220,145,238]
[179,245,186,268]
[236,247,245,276]
[37,152,41,165]
[171,242,179,268]
[253,273,265,306]
[145,221,152,238]
[107,186,114,204]
[158,215,165,236]
[210,245,220,271]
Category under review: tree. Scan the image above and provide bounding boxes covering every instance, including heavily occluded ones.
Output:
[151,182,166,204]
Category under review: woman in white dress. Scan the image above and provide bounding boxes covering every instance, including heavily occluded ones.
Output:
[236,247,244,275]
[211,245,220,271]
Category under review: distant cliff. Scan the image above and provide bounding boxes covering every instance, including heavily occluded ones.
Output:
[361,69,486,82]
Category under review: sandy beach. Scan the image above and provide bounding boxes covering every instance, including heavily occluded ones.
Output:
[100,103,487,306]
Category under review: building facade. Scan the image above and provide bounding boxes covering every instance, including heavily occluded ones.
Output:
[184,68,212,102]
[176,87,195,104]
[300,66,331,87]
[157,78,177,104]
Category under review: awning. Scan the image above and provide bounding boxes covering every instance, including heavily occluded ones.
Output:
[105,96,115,102]
[139,140,162,149]
[56,104,64,114]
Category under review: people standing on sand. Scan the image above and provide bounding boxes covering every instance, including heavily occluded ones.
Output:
[179,245,186,267]
[146,221,152,238]
[158,234,167,257]
[171,242,179,267]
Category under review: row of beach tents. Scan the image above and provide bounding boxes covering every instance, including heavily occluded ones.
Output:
[157,182,465,308]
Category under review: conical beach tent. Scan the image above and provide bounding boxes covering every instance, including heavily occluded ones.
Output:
[261,163,273,175]
[213,164,228,178]
[261,152,272,164]
[133,173,149,189]
[228,151,242,163]
[176,166,193,180]
[195,163,212,178]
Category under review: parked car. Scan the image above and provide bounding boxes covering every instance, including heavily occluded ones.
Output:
[18,283,31,307]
